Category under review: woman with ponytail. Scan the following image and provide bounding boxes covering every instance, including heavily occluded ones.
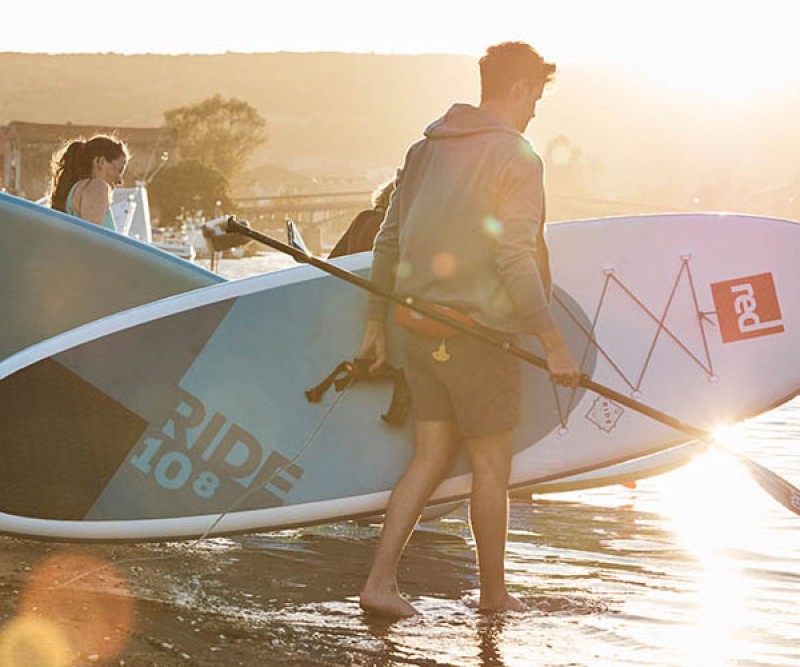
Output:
[49,135,129,231]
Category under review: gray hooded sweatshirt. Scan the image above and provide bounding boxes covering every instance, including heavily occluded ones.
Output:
[368,103,555,335]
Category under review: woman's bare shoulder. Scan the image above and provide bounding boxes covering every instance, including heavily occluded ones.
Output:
[81,178,112,196]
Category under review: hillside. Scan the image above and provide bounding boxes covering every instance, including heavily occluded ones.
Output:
[0,52,474,176]
[3,51,800,220]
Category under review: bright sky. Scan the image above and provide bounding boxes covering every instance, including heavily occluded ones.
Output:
[6,0,800,100]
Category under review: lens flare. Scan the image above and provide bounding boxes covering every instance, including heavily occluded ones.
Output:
[396,259,412,280]
[432,252,456,278]
[15,553,134,664]
[482,216,504,238]
[517,139,537,161]
[0,616,72,667]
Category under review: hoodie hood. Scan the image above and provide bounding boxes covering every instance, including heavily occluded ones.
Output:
[424,103,521,140]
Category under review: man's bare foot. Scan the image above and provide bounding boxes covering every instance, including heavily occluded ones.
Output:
[360,586,419,618]
[479,592,527,613]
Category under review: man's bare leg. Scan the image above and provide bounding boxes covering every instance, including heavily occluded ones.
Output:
[360,420,458,617]
[464,429,526,612]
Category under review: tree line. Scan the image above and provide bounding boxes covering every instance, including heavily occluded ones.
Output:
[150,94,267,225]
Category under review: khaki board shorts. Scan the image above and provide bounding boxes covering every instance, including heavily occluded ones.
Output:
[403,331,521,438]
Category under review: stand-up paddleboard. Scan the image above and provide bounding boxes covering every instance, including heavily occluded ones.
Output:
[515,441,705,496]
[1,213,798,541]
[0,193,222,361]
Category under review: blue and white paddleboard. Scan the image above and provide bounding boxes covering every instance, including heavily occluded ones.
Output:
[1,213,798,541]
[0,192,221,362]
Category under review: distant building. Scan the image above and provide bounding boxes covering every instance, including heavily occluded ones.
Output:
[0,121,177,201]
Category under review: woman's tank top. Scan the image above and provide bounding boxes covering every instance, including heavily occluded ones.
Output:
[66,180,117,232]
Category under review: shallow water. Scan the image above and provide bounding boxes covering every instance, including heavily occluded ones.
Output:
[154,252,800,666]
[130,404,797,667]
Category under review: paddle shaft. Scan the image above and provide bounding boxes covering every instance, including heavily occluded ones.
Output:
[228,218,703,437]
[226,218,800,515]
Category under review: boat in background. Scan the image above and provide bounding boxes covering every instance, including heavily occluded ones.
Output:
[150,226,197,261]
[111,182,152,244]
[112,183,209,260]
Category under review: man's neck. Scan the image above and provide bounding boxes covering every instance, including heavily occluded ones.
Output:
[479,99,523,133]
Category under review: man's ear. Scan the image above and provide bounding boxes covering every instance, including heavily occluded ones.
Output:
[509,78,529,101]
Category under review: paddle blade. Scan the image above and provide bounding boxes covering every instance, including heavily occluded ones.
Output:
[732,452,800,516]
[203,216,251,252]
[286,219,312,257]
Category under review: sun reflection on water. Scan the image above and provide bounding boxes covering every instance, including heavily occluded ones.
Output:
[655,431,769,666]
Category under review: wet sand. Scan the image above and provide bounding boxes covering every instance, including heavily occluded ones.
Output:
[0,537,272,666]
[0,525,441,666]
[0,532,382,666]
[0,506,616,667]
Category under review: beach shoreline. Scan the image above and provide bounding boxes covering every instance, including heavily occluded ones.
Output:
[0,535,374,667]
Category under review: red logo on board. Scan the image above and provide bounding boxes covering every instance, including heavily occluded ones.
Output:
[711,272,784,343]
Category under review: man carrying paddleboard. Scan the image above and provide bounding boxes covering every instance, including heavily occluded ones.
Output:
[358,41,581,617]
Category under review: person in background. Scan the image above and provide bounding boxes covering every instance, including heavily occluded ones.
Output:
[49,135,129,231]
[357,41,581,617]
[329,179,396,258]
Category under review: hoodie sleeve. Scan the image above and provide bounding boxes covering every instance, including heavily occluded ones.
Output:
[493,142,555,334]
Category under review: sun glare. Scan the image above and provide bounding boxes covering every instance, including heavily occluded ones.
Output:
[641,54,796,105]
[545,3,800,105]
[657,449,766,664]
[660,449,763,546]
[712,423,750,450]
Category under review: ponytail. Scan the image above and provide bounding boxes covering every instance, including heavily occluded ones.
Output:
[49,135,128,212]
[50,140,90,212]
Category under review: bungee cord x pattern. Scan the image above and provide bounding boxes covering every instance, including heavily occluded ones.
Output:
[549,255,718,430]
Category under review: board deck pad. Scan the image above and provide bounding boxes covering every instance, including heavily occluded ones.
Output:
[0,358,146,520]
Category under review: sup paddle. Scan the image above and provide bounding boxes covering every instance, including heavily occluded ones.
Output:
[208,216,800,517]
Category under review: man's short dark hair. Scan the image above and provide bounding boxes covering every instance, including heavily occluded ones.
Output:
[479,41,556,103]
